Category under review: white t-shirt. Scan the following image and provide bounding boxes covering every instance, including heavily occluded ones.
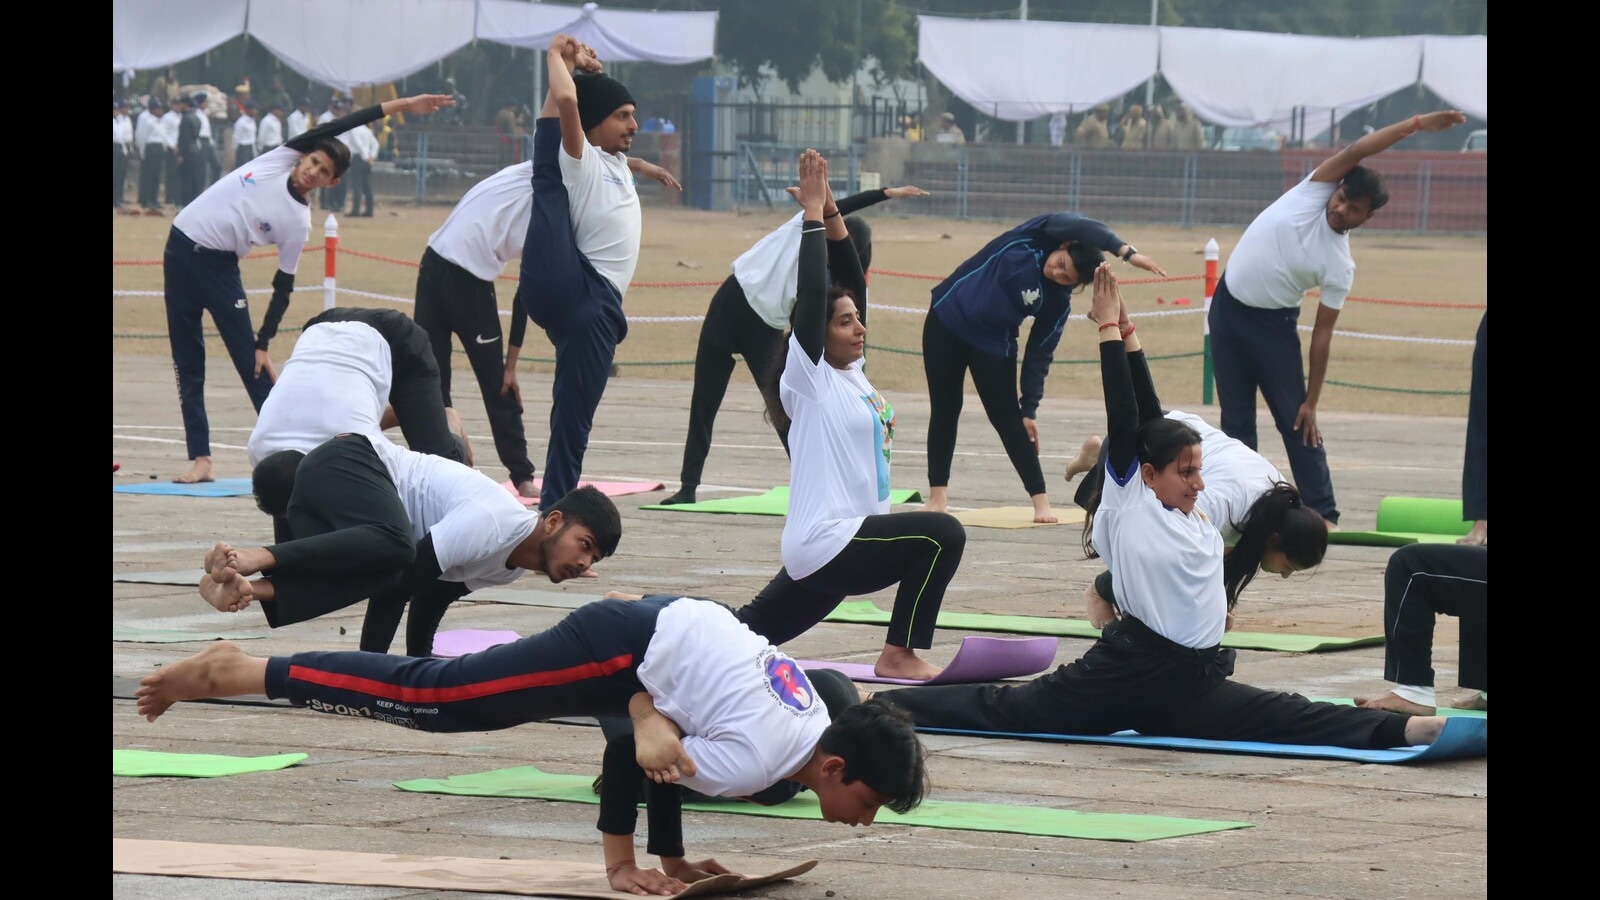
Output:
[365,436,540,590]
[257,114,283,151]
[1092,451,1227,650]
[172,144,311,275]
[558,138,641,299]
[638,598,829,798]
[347,124,380,162]
[428,161,533,282]
[285,109,309,141]
[779,335,894,579]
[159,111,180,149]
[1222,174,1354,311]
[246,321,392,467]
[232,115,256,150]
[1166,411,1284,544]
[731,212,804,330]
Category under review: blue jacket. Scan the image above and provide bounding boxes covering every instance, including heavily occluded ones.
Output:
[930,213,1123,417]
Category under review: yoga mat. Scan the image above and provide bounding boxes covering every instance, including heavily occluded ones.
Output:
[112,569,205,586]
[501,478,665,507]
[396,765,1250,842]
[112,625,264,643]
[112,839,816,898]
[1320,698,1487,718]
[1328,496,1472,547]
[796,635,1057,685]
[113,478,254,497]
[114,749,307,777]
[921,714,1486,764]
[951,507,1087,529]
[434,629,521,657]
[642,486,923,516]
[821,601,1383,653]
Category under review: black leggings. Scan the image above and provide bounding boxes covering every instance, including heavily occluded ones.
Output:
[676,276,789,487]
[877,614,1412,748]
[922,312,1046,496]
[738,511,966,649]
[1383,543,1487,692]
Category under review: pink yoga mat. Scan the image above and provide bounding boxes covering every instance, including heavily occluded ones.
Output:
[500,479,666,507]
[797,635,1058,685]
[433,629,521,657]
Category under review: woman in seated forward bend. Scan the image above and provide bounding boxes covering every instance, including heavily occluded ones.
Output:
[873,263,1449,749]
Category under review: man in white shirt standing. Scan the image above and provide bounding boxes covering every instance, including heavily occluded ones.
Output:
[135,97,168,213]
[256,100,285,154]
[1208,109,1467,526]
[513,35,642,510]
[285,96,312,142]
[231,101,258,167]
[345,119,381,217]
[113,98,134,209]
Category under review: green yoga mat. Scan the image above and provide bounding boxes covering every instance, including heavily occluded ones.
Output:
[114,749,307,777]
[1319,698,1487,718]
[1328,497,1472,547]
[642,486,923,516]
[395,765,1249,842]
[821,601,1382,653]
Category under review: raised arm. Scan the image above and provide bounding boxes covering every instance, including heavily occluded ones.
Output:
[1039,212,1167,276]
[284,94,451,154]
[1312,109,1468,183]
[542,34,601,160]
[834,183,930,217]
[1092,265,1140,476]
[792,150,831,365]
[1121,304,1165,424]
[822,181,867,319]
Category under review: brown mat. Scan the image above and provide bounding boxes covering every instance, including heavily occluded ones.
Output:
[112,839,817,898]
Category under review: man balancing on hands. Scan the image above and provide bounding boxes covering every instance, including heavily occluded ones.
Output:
[161,91,454,484]
[136,595,930,895]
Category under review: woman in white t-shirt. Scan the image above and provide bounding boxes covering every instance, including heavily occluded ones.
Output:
[874,264,1449,751]
[735,151,966,682]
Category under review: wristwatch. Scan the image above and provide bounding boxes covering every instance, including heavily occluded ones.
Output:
[1121,246,1137,263]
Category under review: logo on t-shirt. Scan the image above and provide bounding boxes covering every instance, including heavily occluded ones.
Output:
[1020,287,1041,309]
[238,171,256,186]
[763,652,816,714]
[860,390,894,500]
[258,220,272,235]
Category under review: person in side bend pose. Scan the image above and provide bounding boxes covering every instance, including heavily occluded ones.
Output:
[1208,109,1469,526]
[161,90,453,483]
[207,440,617,657]
[732,149,965,682]
[511,35,641,511]
[246,306,471,470]
[872,263,1451,750]
[1355,543,1487,715]
[921,212,1166,523]
[136,595,929,895]
[1064,300,1328,628]
[659,184,930,506]
[415,152,678,498]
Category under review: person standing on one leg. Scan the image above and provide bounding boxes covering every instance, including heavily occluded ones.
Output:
[1458,312,1487,545]
[1356,543,1487,715]
[513,36,641,511]
[161,91,454,483]
[1208,109,1468,526]
[416,152,676,499]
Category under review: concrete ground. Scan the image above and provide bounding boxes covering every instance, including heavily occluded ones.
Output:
[113,351,1486,899]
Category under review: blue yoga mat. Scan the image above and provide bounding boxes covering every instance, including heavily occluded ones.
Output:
[114,478,254,497]
[921,714,1486,764]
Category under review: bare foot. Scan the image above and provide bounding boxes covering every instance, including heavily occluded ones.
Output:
[1355,692,1436,716]
[874,645,943,682]
[444,407,475,466]
[580,568,599,578]
[1031,494,1058,524]
[174,457,215,484]
[199,569,254,613]
[515,479,539,499]
[135,641,264,722]
[1322,517,1340,531]
[1448,692,1488,711]
[1401,715,1447,746]
[1456,520,1487,546]
[1063,435,1102,482]
[204,542,237,578]
[922,486,949,514]
[604,590,644,601]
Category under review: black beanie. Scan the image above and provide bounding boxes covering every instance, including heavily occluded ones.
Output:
[574,72,637,133]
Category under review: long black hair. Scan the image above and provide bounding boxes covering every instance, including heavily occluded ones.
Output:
[1222,481,1327,609]
[1080,417,1201,559]
[764,285,859,434]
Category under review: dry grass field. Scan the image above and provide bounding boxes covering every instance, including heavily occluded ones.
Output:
[113,201,1486,421]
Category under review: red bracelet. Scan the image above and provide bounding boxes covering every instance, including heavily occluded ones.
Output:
[1097,320,1121,332]
[1120,323,1136,339]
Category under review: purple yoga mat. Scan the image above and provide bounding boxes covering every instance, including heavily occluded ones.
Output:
[432,629,521,658]
[796,635,1058,685]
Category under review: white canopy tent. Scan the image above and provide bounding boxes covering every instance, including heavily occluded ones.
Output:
[113,0,249,77]
[1420,35,1488,121]
[477,0,717,65]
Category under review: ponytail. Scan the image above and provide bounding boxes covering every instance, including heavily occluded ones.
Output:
[1223,482,1328,609]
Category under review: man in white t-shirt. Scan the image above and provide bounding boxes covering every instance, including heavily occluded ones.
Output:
[1208,109,1468,525]
[256,100,284,154]
[161,91,455,484]
[136,594,931,894]
[202,440,621,657]
[512,35,642,511]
